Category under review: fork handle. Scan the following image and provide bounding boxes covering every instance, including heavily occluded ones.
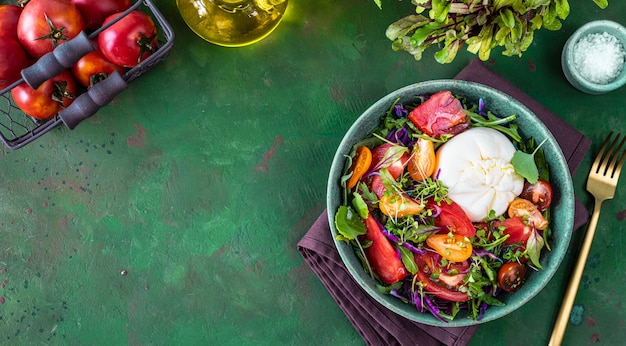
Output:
[548,198,603,346]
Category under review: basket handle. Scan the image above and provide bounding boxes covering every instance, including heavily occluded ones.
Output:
[59,71,128,130]
[21,32,95,89]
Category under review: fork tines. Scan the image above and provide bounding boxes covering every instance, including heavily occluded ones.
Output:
[593,132,626,179]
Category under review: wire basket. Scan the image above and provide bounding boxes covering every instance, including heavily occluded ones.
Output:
[0,0,174,150]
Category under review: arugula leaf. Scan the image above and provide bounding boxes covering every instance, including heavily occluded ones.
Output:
[512,138,548,183]
[399,246,419,274]
[352,192,369,219]
[334,206,366,241]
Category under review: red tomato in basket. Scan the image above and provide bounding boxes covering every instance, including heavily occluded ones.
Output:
[408,90,470,138]
[17,0,85,58]
[0,4,22,39]
[98,10,158,68]
[71,48,125,87]
[70,0,133,31]
[11,70,77,120]
[0,39,30,90]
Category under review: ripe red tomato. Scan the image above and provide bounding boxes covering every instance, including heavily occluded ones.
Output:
[519,178,553,211]
[408,90,470,138]
[368,143,409,179]
[98,11,158,68]
[70,0,132,30]
[70,0,132,31]
[427,198,476,237]
[0,4,22,39]
[17,0,85,58]
[414,252,469,302]
[11,70,77,120]
[497,262,526,292]
[0,39,30,90]
[492,217,532,246]
[363,215,408,284]
[71,49,125,87]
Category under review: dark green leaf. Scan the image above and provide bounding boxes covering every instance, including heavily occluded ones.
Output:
[334,206,366,241]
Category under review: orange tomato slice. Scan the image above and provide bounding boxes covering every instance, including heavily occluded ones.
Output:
[379,193,424,218]
[426,233,473,262]
[408,138,436,181]
[346,146,372,189]
[507,198,548,230]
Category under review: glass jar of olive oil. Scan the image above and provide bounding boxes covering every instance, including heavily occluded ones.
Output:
[177,0,288,47]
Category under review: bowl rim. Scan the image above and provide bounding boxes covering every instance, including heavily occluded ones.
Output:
[326,79,575,327]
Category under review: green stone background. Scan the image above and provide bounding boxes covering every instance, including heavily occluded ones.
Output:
[0,0,624,344]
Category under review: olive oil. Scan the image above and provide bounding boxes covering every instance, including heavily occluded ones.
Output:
[177,0,288,47]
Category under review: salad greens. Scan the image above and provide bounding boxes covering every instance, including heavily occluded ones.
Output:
[334,93,552,322]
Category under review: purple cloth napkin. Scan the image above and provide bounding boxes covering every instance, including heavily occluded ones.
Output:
[297,59,591,346]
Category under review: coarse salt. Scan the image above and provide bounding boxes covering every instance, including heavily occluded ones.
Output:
[572,31,626,84]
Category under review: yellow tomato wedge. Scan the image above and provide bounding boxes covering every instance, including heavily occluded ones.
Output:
[507,198,548,230]
[346,146,372,189]
[426,233,473,262]
[379,193,424,218]
[408,138,436,181]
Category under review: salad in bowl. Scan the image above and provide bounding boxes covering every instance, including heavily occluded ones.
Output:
[327,80,574,326]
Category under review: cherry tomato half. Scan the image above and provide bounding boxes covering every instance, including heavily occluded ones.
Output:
[519,178,553,212]
[11,70,77,120]
[414,252,469,302]
[508,198,548,230]
[408,90,470,138]
[408,138,436,181]
[497,262,526,292]
[346,146,372,189]
[426,233,473,262]
[379,193,424,218]
[17,0,85,58]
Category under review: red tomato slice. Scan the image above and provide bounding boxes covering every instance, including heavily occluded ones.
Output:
[363,215,407,285]
[492,217,532,246]
[408,90,470,138]
[427,199,476,237]
[367,143,409,179]
[414,252,469,302]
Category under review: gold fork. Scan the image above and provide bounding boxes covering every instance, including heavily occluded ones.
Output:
[549,132,626,346]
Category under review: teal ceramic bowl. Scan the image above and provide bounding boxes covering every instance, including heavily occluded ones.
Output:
[326,80,574,327]
[562,20,626,94]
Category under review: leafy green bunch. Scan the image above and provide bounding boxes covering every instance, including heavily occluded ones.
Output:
[381,0,608,64]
